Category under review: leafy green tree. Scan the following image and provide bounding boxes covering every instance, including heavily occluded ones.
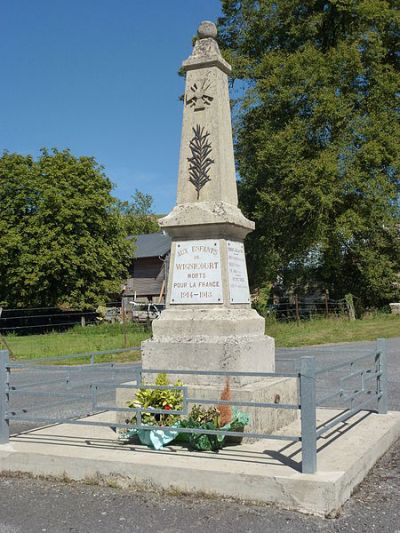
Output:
[0,148,134,308]
[218,0,400,306]
[116,189,159,236]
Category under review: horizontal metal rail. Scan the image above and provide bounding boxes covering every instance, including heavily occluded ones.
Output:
[316,394,376,437]
[9,376,140,395]
[108,384,184,391]
[364,371,381,382]
[91,405,187,415]
[318,385,375,407]
[9,347,141,366]
[9,395,94,416]
[0,311,97,321]
[10,377,71,391]
[318,365,377,406]
[9,390,93,399]
[10,362,141,371]
[7,414,300,442]
[315,352,376,375]
[317,389,345,405]
[1,305,81,312]
[340,388,374,404]
[279,348,377,355]
[94,399,299,412]
[186,397,300,410]
[142,368,298,378]
[340,368,371,383]
[9,388,118,415]
[0,322,86,331]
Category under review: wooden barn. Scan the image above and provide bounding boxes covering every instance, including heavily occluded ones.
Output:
[122,232,171,304]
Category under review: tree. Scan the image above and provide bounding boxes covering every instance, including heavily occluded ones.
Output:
[0,148,134,309]
[116,189,159,236]
[218,0,400,306]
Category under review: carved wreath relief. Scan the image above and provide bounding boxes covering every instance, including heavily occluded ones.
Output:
[186,79,214,111]
[187,125,214,199]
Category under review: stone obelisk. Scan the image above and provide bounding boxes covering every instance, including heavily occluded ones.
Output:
[141,21,275,385]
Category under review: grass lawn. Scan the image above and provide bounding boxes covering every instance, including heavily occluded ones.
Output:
[267,313,400,347]
[1,322,149,362]
[1,313,399,361]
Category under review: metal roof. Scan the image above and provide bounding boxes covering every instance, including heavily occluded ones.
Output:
[132,232,171,259]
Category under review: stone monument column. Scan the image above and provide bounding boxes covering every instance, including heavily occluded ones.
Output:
[141,21,275,386]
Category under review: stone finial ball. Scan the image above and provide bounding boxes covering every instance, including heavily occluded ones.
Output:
[197,21,217,40]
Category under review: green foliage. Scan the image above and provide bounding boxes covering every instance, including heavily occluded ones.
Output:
[128,373,184,427]
[266,313,400,347]
[116,189,159,236]
[177,405,249,451]
[187,404,221,427]
[2,321,147,362]
[178,405,224,451]
[69,321,146,337]
[0,148,134,308]
[252,285,272,317]
[4,314,400,359]
[218,1,400,306]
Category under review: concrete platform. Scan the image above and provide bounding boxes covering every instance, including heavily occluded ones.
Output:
[1,409,400,516]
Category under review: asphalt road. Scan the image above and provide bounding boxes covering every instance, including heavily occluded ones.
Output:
[276,337,400,411]
[8,362,142,435]
[1,338,399,532]
[0,436,399,533]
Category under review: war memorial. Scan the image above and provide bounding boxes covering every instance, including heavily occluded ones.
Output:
[0,20,400,518]
[139,20,297,434]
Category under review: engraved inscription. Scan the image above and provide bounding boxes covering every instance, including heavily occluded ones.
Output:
[170,240,223,304]
[186,79,214,111]
[188,125,214,199]
[227,241,251,304]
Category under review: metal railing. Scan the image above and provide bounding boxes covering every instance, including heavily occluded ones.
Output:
[0,302,124,334]
[0,339,388,474]
[267,296,349,322]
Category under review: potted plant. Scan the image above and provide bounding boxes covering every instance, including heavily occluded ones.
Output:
[123,373,184,449]
[177,378,250,451]
[176,404,222,451]
[177,403,250,451]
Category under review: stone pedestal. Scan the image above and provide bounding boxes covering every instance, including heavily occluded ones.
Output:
[143,308,274,387]
[136,22,297,434]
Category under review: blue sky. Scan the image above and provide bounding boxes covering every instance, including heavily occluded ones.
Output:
[1,0,223,214]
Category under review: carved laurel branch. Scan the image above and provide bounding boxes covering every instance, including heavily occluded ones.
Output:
[187,125,214,199]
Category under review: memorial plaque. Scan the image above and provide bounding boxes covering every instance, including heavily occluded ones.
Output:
[227,240,250,304]
[170,240,223,304]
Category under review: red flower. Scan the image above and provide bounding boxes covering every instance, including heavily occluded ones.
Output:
[164,404,172,411]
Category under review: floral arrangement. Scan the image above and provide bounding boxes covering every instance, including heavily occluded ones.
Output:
[127,373,183,427]
[123,375,249,451]
[177,404,225,451]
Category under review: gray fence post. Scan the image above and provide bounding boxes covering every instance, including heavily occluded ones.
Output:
[300,356,317,474]
[0,350,10,445]
[376,338,388,414]
[135,366,142,427]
